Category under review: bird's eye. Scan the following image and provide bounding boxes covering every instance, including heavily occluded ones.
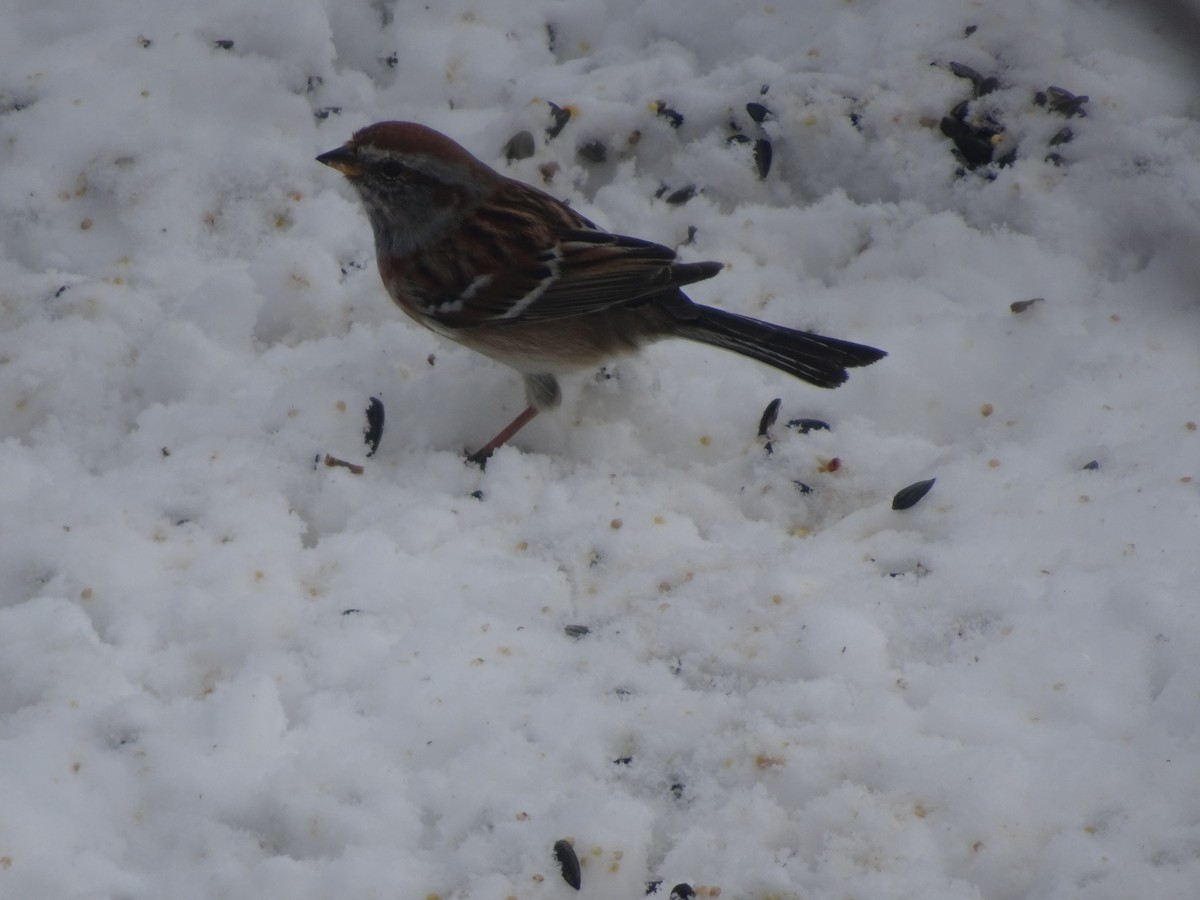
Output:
[374,160,408,179]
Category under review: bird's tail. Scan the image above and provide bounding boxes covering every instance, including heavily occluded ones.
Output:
[669,302,886,388]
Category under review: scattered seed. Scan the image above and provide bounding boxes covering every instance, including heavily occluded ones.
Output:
[786,418,830,433]
[940,116,994,168]
[470,489,485,500]
[758,398,782,438]
[504,130,535,162]
[948,61,985,88]
[1010,297,1043,314]
[564,624,591,638]
[1082,460,1100,471]
[670,782,685,799]
[324,454,364,475]
[655,102,685,128]
[313,106,342,120]
[1048,126,1073,147]
[670,884,696,900]
[363,396,385,457]
[1044,86,1088,117]
[753,137,772,179]
[137,35,152,49]
[759,398,782,454]
[546,102,571,139]
[727,132,752,145]
[892,478,936,510]
[342,608,362,615]
[746,101,772,123]
[646,880,663,894]
[381,52,398,68]
[614,756,633,765]
[665,184,696,205]
[577,139,608,163]
[794,480,814,494]
[554,839,581,891]
[946,63,998,97]
[213,39,234,50]
[964,24,978,36]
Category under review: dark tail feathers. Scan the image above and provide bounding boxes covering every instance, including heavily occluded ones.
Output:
[671,303,886,388]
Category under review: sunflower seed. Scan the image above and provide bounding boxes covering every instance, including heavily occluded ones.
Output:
[577,139,608,163]
[553,839,581,890]
[786,418,830,433]
[746,101,773,123]
[754,137,773,178]
[665,184,696,205]
[892,478,936,510]
[503,130,535,161]
[546,102,571,138]
[758,398,782,438]
[363,396,385,457]
[1010,297,1043,314]
[655,102,684,128]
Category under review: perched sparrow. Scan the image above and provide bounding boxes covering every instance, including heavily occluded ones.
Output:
[318,121,885,463]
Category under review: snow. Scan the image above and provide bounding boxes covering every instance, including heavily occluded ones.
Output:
[2,1,1199,898]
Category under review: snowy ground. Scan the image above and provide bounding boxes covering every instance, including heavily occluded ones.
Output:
[2,1,1199,898]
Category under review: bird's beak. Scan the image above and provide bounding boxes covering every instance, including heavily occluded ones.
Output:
[316,144,361,177]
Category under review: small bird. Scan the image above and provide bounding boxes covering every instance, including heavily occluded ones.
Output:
[317,121,885,463]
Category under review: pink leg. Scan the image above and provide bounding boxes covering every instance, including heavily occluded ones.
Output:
[467,405,540,466]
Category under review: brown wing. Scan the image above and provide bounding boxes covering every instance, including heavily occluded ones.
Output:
[411,178,722,329]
